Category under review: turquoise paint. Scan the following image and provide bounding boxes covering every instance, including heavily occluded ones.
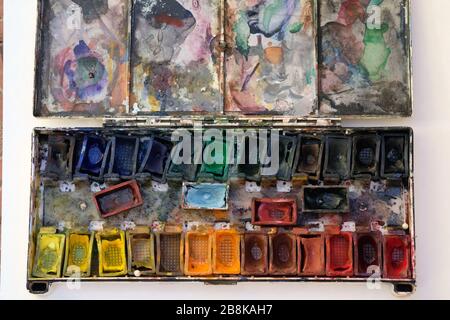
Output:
[183,184,228,210]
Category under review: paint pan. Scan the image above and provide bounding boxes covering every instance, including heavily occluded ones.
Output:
[106,135,139,180]
[352,135,381,178]
[383,235,411,279]
[167,152,184,181]
[235,133,262,182]
[199,138,230,182]
[381,133,409,179]
[63,230,94,277]
[167,137,201,182]
[323,136,352,181]
[137,136,173,182]
[32,227,65,278]
[269,233,297,276]
[326,233,353,277]
[354,233,382,277]
[213,230,241,275]
[93,180,143,218]
[43,135,75,180]
[156,232,184,276]
[302,186,349,213]
[293,134,324,181]
[241,232,269,276]
[297,234,325,276]
[182,183,229,210]
[96,229,127,277]
[275,135,298,181]
[74,135,111,180]
[261,133,296,178]
[252,198,298,226]
[185,231,213,276]
[126,227,155,276]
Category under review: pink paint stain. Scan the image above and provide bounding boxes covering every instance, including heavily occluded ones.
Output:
[176,3,214,65]
[337,0,366,26]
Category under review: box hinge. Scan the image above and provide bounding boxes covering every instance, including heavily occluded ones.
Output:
[103,116,207,128]
[228,117,342,128]
[103,117,148,128]
[103,116,341,128]
[314,118,342,127]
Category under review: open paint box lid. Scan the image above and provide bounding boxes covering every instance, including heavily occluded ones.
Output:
[33,0,412,119]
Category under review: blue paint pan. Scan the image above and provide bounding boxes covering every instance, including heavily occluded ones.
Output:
[181,183,229,210]
[75,135,111,180]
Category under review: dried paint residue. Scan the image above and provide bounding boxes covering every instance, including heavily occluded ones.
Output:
[319,0,411,116]
[225,0,317,115]
[131,0,222,113]
[37,0,130,116]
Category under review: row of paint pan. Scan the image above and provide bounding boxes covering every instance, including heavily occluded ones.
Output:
[32,227,411,280]
[41,130,410,184]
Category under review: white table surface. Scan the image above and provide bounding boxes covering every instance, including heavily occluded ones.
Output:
[2,0,450,299]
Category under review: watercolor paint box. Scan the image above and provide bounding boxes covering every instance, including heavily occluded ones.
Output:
[27,127,415,293]
[28,0,415,295]
[28,127,415,293]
